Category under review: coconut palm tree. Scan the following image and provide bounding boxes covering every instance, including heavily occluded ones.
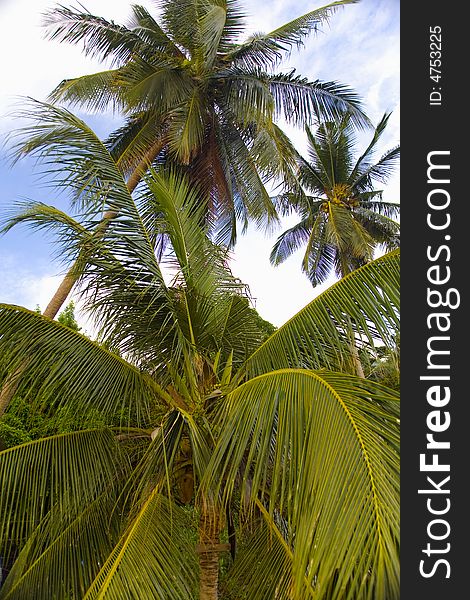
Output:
[0,140,399,598]
[270,112,400,286]
[44,0,368,228]
[5,0,370,330]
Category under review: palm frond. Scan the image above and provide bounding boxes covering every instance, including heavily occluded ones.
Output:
[48,69,123,113]
[223,514,294,599]
[0,429,125,564]
[0,485,123,600]
[116,55,192,113]
[243,250,400,377]
[267,71,369,129]
[360,199,400,219]
[353,208,400,249]
[349,112,393,183]
[226,0,359,69]
[206,369,399,600]
[106,111,168,176]
[83,489,197,599]
[0,305,171,422]
[7,99,133,213]
[302,212,336,286]
[43,5,157,67]
[0,201,91,268]
[125,4,185,59]
[270,218,312,266]
[351,145,400,190]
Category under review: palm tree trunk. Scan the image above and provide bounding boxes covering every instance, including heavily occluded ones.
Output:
[0,139,165,416]
[352,344,365,378]
[198,546,220,600]
[0,366,24,417]
[197,500,226,600]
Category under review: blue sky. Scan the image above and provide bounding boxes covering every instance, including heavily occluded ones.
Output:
[0,0,399,330]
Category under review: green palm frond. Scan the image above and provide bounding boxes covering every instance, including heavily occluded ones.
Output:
[125,4,186,59]
[107,112,168,176]
[266,71,369,129]
[305,117,356,186]
[43,5,159,67]
[226,0,359,69]
[352,144,400,190]
[116,56,192,113]
[360,198,400,219]
[0,486,123,600]
[244,250,400,377]
[0,429,125,563]
[0,305,171,421]
[83,489,197,599]
[206,369,399,600]
[270,217,313,266]
[216,116,279,235]
[223,514,294,599]
[167,89,207,163]
[250,123,303,192]
[349,112,393,183]
[353,208,400,248]
[302,213,335,286]
[48,69,123,112]
[7,100,132,213]
[0,202,91,268]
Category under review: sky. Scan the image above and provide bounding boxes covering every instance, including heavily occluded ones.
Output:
[0,0,399,331]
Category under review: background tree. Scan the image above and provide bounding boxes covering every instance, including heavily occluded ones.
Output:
[0,164,399,599]
[270,112,400,285]
[57,300,81,331]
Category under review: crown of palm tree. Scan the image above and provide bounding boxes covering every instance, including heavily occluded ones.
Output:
[271,112,400,285]
[43,0,369,244]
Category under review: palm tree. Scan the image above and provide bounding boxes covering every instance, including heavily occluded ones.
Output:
[2,0,370,330]
[270,112,400,286]
[0,140,399,598]
[44,0,368,231]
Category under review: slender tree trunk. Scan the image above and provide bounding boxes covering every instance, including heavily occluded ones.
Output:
[197,500,226,600]
[198,546,220,600]
[352,343,365,378]
[0,366,24,417]
[0,139,165,416]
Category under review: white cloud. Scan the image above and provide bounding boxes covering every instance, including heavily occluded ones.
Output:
[0,255,63,310]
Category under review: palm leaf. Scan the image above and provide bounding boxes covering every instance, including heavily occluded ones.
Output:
[226,1,359,69]
[206,369,399,600]
[267,71,369,128]
[7,99,133,213]
[83,489,197,599]
[0,486,123,600]
[48,69,124,113]
[0,305,172,421]
[0,429,124,563]
[243,250,400,378]
[43,5,158,67]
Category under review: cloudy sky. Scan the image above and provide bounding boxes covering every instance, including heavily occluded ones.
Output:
[0,0,399,330]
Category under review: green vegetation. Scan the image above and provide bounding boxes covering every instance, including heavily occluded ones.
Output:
[0,166,399,599]
[0,1,399,598]
[271,112,400,285]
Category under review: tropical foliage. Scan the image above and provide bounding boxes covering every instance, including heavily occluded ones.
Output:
[271,112,400,285]
[0,2,400,598]
[43,0,369,243]
[0,149,399,598]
